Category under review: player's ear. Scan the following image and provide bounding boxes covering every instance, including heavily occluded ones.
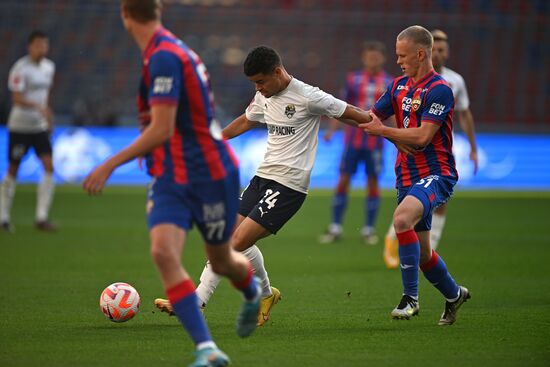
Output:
[418,48,426,62]
[274,66,283,77]
[120,3,129,21]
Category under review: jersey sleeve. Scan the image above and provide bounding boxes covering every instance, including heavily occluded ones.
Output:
[306,88,347,118]
[371,81,395,119]
[8,62,25,93]
[245,92,266,123]
[148,50,182,106]
[421,84,454,125]
[453,75,470,111]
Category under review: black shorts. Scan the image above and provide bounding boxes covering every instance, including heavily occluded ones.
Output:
[8,131,52,163]
[239,175,307,234]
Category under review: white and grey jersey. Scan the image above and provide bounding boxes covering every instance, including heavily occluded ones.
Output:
[245,77,347,193]
[7,56,55,133]
[440,66,469,111]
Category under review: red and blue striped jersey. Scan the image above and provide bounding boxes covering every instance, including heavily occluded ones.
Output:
[343,70,393,150]
[137,27,238,184]
[372,70,458,188]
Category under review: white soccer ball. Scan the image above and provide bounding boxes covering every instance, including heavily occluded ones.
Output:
[99,282,140,323]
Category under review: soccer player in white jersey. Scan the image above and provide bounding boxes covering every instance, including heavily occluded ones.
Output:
[1,30,56,233]
[155,45,378,326]
[383,28,479,266]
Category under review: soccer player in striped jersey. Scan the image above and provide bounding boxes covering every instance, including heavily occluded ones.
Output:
[83,1,259,366]
[383,29,479,266]
[353,25,471,325]
[320,41,393,245]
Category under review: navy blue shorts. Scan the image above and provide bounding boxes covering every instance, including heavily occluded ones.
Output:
[397,175,457,232]
[340,146,383,178]
[239,176,306,234]
[146,169,240,245]
[8,131,52,163]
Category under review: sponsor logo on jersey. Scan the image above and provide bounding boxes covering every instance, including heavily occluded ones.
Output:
[397,85,409,91]
[428,103,446,116]
[401,97,412,112]
[267,124,296,136]
[284,104,296,118]
[412,98,421,111]
[403,116,410,128]
[153,77,173,94]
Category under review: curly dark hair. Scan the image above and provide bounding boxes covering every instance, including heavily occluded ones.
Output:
[243,46,282,76]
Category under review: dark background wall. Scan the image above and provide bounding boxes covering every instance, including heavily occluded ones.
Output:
[0,0,548,130]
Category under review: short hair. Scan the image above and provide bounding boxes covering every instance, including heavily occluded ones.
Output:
[431,29,449,42]
[121,0,162,23]
[397,25,433,55]
[243,46,282,76]
[28,30,47,44]
[363,41,386,55]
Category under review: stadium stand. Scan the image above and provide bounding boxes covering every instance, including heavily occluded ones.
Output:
[0,0,548,128]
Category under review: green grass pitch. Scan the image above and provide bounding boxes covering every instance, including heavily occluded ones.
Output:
[1,186,549,366]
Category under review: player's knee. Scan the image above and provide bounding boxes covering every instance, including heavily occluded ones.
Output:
[150,240,176,267]
[393,212,413,233]
[231,230,253,252]
[8,163,20,177]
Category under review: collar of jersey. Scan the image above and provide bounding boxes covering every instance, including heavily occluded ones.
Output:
[407,69,435,89]
[143,26,166,59]
[272,76,295,98]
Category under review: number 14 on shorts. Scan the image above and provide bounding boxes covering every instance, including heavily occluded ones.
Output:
[260,189,280,210]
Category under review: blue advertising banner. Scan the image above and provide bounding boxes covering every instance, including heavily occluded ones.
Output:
[1,127,549,190]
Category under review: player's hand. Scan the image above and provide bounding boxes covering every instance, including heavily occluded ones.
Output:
[137,156,145,171]
[394,142,417,155]
[470,150,479,175]
[323,130,334,142]
[359,111,384,135]
[83,163,114,195]
[39,106,54,123]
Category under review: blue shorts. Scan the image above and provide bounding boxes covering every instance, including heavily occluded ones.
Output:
[146,169,240,245]
[397,175,457,232]
[340,146,383,178]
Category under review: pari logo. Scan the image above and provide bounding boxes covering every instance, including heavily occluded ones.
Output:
[53,128,112,182]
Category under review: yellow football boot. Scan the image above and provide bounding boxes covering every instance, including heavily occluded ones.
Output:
[154,298,175,316]
[257,287,282,326]
[383,235,400,269]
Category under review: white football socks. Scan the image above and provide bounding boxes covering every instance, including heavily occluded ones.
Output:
[196,261,222,306]
[36,172,55,222]
[242,245,272,298]
[430,213,447,250]
[196,244,273,306]
[385,221,396,240]
[0,174,16,223]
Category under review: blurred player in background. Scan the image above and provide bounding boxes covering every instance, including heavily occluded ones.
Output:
[357,25,470,325]
[83,1,260,366]
[383,29,479,266]
[320,41,393,245]
[155,45,392,327]
[0,30,56,233]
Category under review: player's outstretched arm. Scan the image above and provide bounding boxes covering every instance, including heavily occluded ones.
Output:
[222,113,261,140]
[83,104,177,195]
[336,104,373,127]
[458,108,478,174]
[360,112,439,147]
